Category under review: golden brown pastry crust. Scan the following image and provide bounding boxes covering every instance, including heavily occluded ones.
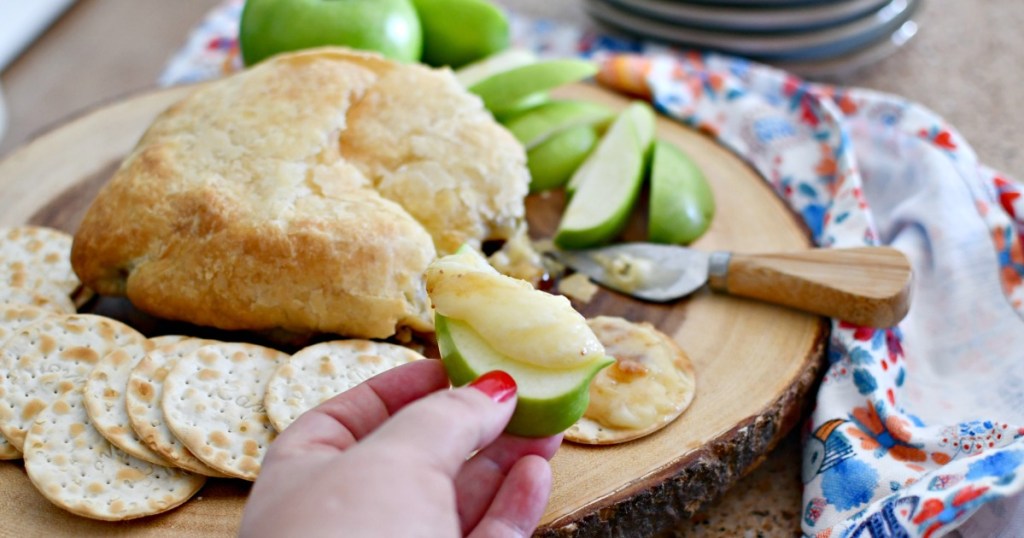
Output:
[340,61,528,253]
[71,48,528,339]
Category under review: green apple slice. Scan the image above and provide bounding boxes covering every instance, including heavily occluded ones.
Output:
[413,0,508,68]
[467,60,598,116]
[527,125,598,193]
[565,102,655,195]
[436,315,613,437]
[426,246,613,437]
[429,247,605,369]
[492,92,550,123]
[503,100,614,150]
[648,141,716,245]
[555,102,656,249]
[454,48,537,87]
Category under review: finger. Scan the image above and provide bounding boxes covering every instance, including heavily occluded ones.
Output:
[455,434,562,534]
[361,370,518,478]
[272,359,450,454]
[467,455,553,538]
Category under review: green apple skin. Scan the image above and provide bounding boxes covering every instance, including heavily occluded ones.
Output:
[412,0,508,68]
[504,100,614,150]
[527,125,598,193]
[435,315,613,438]
[648,141,716,244]
[492,92,550,123]
[239,0,422,65]
[555,102,656,249]
[468,60,598,116]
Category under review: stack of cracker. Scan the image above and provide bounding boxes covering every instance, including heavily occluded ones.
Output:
[0,226,426,521]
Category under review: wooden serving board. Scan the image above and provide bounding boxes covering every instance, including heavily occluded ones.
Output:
[0,82,825,536]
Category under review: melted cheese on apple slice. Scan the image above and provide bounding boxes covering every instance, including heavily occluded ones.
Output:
[425,248,604,369]
[567,316,696,443]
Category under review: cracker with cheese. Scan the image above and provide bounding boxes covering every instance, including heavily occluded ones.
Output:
[566,316,696,445]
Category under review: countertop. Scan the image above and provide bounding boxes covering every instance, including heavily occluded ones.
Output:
[2,0,1021,176]
[0,1,1019,535]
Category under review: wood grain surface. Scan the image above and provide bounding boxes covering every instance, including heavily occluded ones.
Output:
[0,82,826,536]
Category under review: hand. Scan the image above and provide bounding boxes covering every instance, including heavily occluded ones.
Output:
[240,359,562,537]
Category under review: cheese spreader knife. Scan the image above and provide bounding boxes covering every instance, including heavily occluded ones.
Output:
[547,243,913,328]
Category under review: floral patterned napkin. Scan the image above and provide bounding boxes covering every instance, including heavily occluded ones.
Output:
[162,2,1024,536]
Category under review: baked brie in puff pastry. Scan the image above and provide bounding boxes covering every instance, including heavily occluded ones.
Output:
[71,48,529,339]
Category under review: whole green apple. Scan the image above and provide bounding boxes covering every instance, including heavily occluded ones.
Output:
[412,0,509,68]
[239,0,423,65]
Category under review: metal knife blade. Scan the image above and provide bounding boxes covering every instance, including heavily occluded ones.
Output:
[546,243,715,302]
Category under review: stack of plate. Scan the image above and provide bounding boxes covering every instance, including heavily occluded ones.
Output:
[583,0,920,78]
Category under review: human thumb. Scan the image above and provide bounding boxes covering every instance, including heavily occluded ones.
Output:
[361,370,518,477]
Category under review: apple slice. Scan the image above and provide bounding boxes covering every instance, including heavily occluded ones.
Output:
[426,246,613,437]
[492,92,550,123]
[454,48,537,87]
[436,315,612,437]
[648,141,716,244]
[467,59,598,116]
[527,125,598,193]
[503,99,614,150]
[555,102,656,249]
[413,0,508,68]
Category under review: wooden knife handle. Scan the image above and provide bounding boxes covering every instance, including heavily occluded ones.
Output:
[709,247,913,328]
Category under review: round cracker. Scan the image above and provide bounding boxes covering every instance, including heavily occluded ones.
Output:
[84,343,175,466]
[23,387,205,521]
[0,302,52,347]
[0,226,81,300]
[0,303,55,460]
[565,316,696,445]
[0,313,146,451]
[148,335,190,347]
[265,340,425,432]
[162,342,288,481]
[0,286,76,314]
[0,434,19,460]
[126,338,227,477]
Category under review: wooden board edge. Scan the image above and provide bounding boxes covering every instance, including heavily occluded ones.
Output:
[536,318,828,537]
[0,80,828,535]
[0,84,200,163]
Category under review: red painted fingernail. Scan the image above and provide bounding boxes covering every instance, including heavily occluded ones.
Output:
[469,370,517,403]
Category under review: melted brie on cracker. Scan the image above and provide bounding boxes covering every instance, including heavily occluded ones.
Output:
[566,316,696,445]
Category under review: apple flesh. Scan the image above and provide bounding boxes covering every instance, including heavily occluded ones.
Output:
[555,102,656,249]
[412,0,509,68]
[436,315,613,437]
[427,247,605,369]
[239,0,422,65]
[467,60,598,116]
[454,49,537,88]
[648,141,716,244]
